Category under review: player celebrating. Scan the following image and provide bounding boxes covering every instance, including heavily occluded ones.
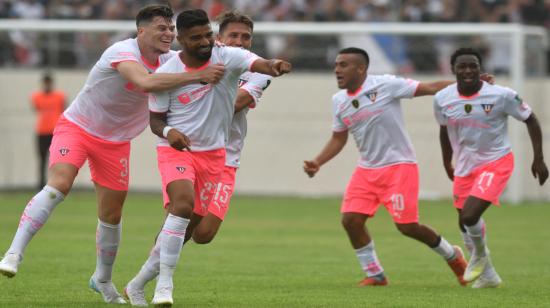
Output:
[434,47,548,288]
[303,47,467,287]
[125,9,290,307]
[0,4,224,304]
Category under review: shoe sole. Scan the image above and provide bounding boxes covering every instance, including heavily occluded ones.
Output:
[0,268,16,278]
[152,301,173,308]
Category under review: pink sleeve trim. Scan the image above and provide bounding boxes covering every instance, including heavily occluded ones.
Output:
[111,59,139,69]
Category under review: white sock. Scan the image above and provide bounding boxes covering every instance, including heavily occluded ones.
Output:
[431,236,456,261]
[465,219,487,257]
[462,218,485,256]
[93,220,121,283]
[355,241,384,277]
[7,185,65,256]
[130,240,160,289]
[157,214,189,290]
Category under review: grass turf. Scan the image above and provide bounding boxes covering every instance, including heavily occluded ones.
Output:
[0,191,549,307]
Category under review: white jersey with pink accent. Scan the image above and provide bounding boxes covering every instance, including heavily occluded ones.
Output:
[149,46,260,151]
[64,38,177,142]
[332,74,420,168]
[434,81,532,176]
[225,72,272,168]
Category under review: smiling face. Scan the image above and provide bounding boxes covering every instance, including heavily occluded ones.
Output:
[177,24,214,61]
[334,53,367,90]
[217,22,252,49]
[453,54,481,89]
[137,16,175,54]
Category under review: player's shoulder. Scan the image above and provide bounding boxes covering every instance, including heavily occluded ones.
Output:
[482,82,516,97]
[435,83,457,101]
[159,50,179,63]
[156,52,182,73]
[332,89,348,105]
[105,38,139,55]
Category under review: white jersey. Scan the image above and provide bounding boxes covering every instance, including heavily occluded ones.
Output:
[332,74,420,169]
[434,81,532,176]
[149,46,260,151]
[64,38,177,142]
[225,72,272,168]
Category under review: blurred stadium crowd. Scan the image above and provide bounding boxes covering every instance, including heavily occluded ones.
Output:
[0,0,549,73]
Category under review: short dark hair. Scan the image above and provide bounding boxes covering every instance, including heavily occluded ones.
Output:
[339,47,370,67]
[450,48,483,67]
[135,5,173,27]
[42,72,52,82]
[176,9,210,32]
[216,10,254,34]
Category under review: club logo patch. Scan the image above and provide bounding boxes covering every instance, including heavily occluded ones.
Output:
[176,166,186,173]
[481,104,493,114]
[351,99,359,109]
[365,90,377,102]
[464,104,472,114]
[59,148,70,156]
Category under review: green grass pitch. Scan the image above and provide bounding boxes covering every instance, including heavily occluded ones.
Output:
[0,192,549,307]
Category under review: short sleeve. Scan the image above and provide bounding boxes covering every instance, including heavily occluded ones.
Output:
[384,74,420,99]
[502,89,532,121]
[239,73,272,107]
[433,96,447,125]
[149,91,170,113]
[223,47,260,75]
[105,43,139,69]
[332,98,348,132]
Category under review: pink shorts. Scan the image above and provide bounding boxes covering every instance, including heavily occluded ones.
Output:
[157,147,228,220]
[341,163,419,224]
[193,166,237,220]
[49,116,130,191]
[453,152,514,209]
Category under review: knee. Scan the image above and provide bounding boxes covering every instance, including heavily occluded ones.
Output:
[47,168,76,195]
[170,193,194,216]
[341,214,363,231]
[396,223,418,238]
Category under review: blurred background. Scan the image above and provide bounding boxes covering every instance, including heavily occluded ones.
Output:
[0,0,549,202]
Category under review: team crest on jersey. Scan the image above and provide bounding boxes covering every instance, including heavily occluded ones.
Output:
[352,99,359,108]
[464,104,472,114]
[481,104,494,114]
[176,166,186,173]
[59,148,70,156]
[365,90,377,102]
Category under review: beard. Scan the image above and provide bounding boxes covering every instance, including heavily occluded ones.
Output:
[190,44,213,61]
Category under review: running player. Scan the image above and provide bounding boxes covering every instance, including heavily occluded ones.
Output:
[125,9,290,306]
[434,47,548,288]
[0,4,224,304]
[303,47,468,287]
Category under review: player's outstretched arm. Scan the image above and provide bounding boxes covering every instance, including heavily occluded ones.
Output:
[251,59,292,77]
[414,81,454,97]
[117,61,225,93]
[415,74,495,97]
[524,113,548,185]
[150,111,191,151]
[439,125,454,181]
[303,131,348,178]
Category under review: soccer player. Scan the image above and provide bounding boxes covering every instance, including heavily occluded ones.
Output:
[0,4,225,304]
[303,47,468,287]
[30,73,66,189]
[434,47,548,288]
[124,9,290,306]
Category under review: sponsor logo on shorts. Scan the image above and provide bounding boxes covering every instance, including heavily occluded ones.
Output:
[481,104,493,114]
[176,166,186,173]
[59,148,70,156]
